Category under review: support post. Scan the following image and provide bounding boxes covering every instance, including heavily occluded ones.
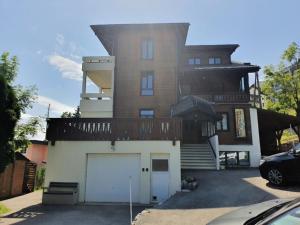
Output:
[82,71,87,97]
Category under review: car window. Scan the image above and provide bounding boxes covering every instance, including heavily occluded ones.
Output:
[268,206,300,225]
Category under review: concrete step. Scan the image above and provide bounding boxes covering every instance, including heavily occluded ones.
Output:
[181,165,216,170]
[180,142,216,170]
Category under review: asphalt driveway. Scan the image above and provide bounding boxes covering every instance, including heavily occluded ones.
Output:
[134,169,300,225]
[0,191,145,225]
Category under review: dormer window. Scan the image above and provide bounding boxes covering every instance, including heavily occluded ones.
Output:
[188,58,201,65]
[209,57,221,65]
[141,39,154,59]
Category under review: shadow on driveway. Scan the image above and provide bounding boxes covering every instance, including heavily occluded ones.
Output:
[2,204,146,225]
[159,169,300,209]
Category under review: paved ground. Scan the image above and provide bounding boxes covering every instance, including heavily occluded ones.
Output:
[134,169,300,225]
[1,169,300,225]
[0,191,145,225]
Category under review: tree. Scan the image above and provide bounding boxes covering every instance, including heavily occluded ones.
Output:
[262,42,300,117]
[61,106,80,118]
[0,52,40,172]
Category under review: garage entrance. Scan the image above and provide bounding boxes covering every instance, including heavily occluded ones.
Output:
[85,154,140,203]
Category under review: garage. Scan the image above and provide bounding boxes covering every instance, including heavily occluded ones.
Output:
[85,154,141,203]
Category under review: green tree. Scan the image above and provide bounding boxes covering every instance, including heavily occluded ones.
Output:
[61,106,80,118]
[0,52,40,172]
[262,42,300,117]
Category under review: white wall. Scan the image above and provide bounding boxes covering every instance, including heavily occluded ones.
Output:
[219,108,261,167]
[45,140,181,204]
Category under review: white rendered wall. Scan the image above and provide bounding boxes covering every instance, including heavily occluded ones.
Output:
[45,141,181,204]
[219,108,261,167]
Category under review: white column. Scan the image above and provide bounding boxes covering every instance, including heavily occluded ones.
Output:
[82,71,87,97]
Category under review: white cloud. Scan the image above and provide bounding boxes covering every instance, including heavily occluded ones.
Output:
[36,50,42,55]
[48,54,82,81]
[37,95,74,114]
[56,33,65,46]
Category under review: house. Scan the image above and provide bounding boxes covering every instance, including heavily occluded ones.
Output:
[0,153,36,199]
[45,23,262,204]
[25,140,48,166]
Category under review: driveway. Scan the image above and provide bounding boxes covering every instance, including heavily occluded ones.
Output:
[0,191,145,225]
[134,169,300,225]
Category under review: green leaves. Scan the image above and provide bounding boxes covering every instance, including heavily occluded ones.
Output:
[263,42,300,117]
[0,52,40,172]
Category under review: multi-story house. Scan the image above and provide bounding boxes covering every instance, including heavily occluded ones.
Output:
[45,23,261,204]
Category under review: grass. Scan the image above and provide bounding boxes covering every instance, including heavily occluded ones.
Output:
[0,203,10,215]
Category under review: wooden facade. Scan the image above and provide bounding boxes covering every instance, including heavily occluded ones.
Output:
[66,23,260,145]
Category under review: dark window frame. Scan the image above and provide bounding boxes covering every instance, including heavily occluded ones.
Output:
[141,38,154,60]
[216,112,229,132]
[208,57,222,65]
[140,71,154,96]
[219,151,250,168]
[139,109,155,118]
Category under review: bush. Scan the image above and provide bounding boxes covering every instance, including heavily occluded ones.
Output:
[35,167,46,190]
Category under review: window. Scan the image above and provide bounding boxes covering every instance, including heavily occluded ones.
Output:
[152,159,168,171]
[141,71,154,96]
[188,58,201,65]
[240,76,245,92]
[140,109,154,118]
[209,57,221,65]
[216,113,229,131]
[219,151,250,168]
[141,39,154,59]
[235,108,246,138]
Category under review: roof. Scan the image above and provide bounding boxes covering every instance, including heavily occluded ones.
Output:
[91,23,190,55]
[185,63,260,73]
[257,109,300,131]
[15,152,30,161]
[185,44,239,54]
[30,140,48,145]
[172,95,220,120]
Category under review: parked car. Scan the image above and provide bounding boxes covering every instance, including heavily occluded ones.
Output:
[208,198,300,225]
[259,144,300,185]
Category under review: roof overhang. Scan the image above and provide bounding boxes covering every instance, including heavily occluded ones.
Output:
[91,23,190,55]
[185,44,240,54]
[257,109,300,131]
[183,64,260,73]
[172,95,220,120]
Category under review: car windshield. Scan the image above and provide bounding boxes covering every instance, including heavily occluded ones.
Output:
[267,205,300,225]
[289,143,300,154]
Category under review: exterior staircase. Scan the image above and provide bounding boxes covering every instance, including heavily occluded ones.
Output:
[181,143,217,170]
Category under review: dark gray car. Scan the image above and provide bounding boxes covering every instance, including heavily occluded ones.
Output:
[208,198,300,225]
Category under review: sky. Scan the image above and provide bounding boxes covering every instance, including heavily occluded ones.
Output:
[1,0,299,139]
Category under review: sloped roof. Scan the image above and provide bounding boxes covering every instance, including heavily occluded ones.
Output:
[172,95,220,120]
[91,23,190,55]
[185,44,239,54]
[189,63,260,73]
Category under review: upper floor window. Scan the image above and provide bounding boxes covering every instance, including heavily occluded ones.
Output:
[216,113,229,131]
[140,109,154,118]
[141,71,154,96]
[209,57,221,65]
[188,58,201,65]
[141,39,154,59]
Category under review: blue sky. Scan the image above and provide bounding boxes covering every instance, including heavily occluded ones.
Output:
[1,0,299,139]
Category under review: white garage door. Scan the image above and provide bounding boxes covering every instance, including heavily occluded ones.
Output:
[85,154,140,203]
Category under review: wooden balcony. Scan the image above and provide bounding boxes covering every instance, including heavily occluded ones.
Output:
[46,118,182,142]
[196,93,250,103]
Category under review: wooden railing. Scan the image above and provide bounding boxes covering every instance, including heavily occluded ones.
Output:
[46,118,182,142]
[197,93,250,103]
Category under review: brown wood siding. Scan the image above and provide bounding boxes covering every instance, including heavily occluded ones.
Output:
[214,104,252,145]
[114,28,180,118]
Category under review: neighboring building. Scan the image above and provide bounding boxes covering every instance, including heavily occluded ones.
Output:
[45,23,262,204]
[25,140,48,165]
[249,81,265,108]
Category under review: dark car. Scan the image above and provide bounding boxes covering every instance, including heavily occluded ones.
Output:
[259,144,300,185]
[208,198,300,225]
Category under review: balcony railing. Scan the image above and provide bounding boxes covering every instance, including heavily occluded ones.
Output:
[196,93,250,103]
[46,118,182,142]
